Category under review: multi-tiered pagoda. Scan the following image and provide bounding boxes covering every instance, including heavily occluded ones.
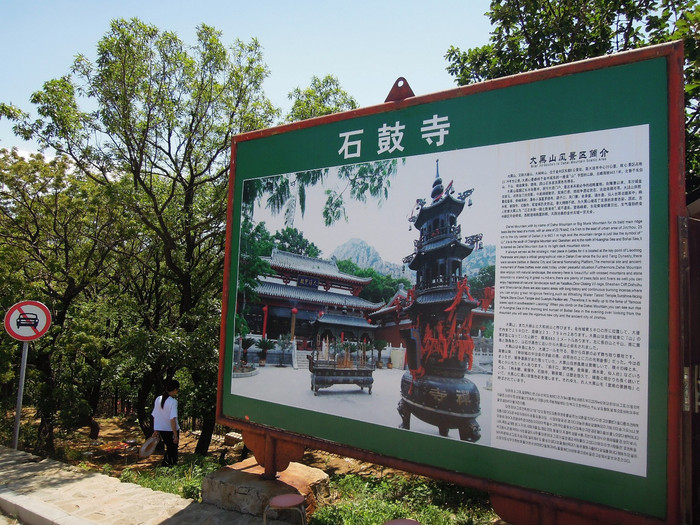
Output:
[399,161,483,442]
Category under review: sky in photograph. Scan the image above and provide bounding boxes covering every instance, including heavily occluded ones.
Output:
[250,147,503,266]
[0,0,493,151]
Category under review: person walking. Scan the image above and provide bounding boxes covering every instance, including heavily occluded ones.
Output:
[151,379,180,467]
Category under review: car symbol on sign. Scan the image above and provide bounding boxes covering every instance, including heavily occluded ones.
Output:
[16,313,39,329]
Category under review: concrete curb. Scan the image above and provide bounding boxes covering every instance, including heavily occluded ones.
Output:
[0,446,286,524]
[0,488,93,525]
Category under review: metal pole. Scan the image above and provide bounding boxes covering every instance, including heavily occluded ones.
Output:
[12,341,29,449]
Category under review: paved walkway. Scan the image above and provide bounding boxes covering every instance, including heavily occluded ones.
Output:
[0,446,286,525]
[231,365,494,445]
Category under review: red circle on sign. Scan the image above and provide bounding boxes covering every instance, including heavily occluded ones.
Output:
[4,301,52,341]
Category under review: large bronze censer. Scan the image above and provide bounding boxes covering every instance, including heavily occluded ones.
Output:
[399,161,483,442]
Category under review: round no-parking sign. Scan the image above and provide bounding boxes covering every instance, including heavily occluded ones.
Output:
[4,301,52,341]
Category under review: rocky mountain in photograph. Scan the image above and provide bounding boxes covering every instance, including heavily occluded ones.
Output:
[331,238,406,279]
[331,238,495,282]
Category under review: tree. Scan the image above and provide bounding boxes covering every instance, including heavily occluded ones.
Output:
[285,74,358,123]
[0,18,278,455]
[445,0,700,193]
[0,149,123,450]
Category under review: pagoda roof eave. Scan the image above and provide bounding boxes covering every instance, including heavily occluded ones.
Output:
[255,281,383,310]
[404,291,480,310]
[313,313,376,329]
[408,240,473,270]
[263,249,372,285]
[413,194,466,229]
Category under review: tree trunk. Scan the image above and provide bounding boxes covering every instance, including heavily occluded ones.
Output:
[88,417,101,440]
[136,372,157,438]
[37,415,55,454]
[34,344,57,454]
[194,406,216,456]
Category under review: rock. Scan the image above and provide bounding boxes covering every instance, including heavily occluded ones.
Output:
[201,458,329,523]
[224,432,242,446]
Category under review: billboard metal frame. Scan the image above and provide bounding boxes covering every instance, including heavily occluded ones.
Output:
[218,41,687,524]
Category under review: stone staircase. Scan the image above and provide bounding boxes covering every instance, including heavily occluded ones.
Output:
[295,349,313,368]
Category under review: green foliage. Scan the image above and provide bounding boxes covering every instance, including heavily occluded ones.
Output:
[0,149,125,448]
[240,337,256,350]
[323,160,401,227]
[336,259,412,304]
[373,339,388,352]
[444,0,700,193]
[0,414,40,451]
[286,74,358,123]
[237,219,274,305]
[255,338,276,359]
[310,473,497,525]
[480,320,495,339]
[468,265,495,292]
[243,160,400,232]
[273,227,321,257]
[234,313,250,338]
[677,6,700,192]
[277,333,292,350]
[446,0,694,81]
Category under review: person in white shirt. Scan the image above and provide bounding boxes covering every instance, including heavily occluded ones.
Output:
[151,379,180,467]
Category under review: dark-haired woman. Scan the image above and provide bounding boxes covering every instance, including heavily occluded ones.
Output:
[151,379,180,467]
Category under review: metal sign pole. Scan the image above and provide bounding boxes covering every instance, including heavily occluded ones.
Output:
[12,341,29,449]
[5,301,51,450]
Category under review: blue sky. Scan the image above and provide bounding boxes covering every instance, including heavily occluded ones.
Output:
[0,0,492,151]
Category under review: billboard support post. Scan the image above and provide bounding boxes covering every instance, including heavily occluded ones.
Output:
[240,427,305,479]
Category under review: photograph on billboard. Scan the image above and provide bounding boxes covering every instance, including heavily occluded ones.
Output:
[219,46,682,519]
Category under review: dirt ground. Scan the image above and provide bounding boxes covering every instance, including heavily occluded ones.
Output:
[53,416,399,479]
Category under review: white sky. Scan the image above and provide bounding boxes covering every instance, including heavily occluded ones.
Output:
[252,147,502,266]
[0,0,492,151]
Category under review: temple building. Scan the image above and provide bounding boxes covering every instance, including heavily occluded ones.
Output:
[244,248,382,348]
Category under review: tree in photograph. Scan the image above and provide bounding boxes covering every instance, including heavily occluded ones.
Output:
[468,265,495,293]
[243,76,398,230]
[444,0,700,193]
[238,75,358,227]
[336,259,412,304]
[273,227,321,257]
[237,218,273,306]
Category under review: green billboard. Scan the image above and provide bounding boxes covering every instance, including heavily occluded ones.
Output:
[218,43,685,522]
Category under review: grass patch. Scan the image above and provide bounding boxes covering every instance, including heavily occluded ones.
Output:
[119,455,222,501]
[309,473,498,525]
